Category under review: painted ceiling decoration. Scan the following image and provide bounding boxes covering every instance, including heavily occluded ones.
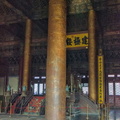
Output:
[0,0,120,74]
[0,0,116,24]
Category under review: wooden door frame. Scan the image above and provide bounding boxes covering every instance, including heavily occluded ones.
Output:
[106,73,120,107]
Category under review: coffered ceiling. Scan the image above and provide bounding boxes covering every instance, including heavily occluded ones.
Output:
[0,0,120,75]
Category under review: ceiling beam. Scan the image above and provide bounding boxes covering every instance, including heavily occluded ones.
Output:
[3,0,27,19]
[6,0,33,19]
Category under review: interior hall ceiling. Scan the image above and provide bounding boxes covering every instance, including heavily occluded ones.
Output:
[0,0,119,40]
[0,0,119,23]
[0,0,120,75]
[0,0,119,34]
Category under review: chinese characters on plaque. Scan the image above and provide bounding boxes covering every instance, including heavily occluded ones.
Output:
[66,33,88,48]
[98,55,104,104]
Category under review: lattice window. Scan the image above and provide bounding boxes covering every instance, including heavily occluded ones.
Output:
[115,83,120,95]
[31,55,46,64]
[7,56,20,65]
[108,83,114,95]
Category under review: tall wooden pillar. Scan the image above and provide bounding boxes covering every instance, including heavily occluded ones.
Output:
[88,9,97,102]
[45,0,66,120]
[22,19,32,92]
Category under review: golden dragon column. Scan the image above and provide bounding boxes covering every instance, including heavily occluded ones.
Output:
[88,9,97,102]
[22,19,32,95]
[45,0,66,120]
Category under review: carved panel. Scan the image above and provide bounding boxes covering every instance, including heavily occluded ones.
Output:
[31,55,46,64]
[104,50,120,60]
[67,13,88,32]
[8,66,19,76]
[67,49,88,69]
[0,45,21,57]
[31,42,47,55]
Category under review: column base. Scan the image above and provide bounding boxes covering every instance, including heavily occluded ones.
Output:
[21,91,27,96]
[21,86,27,96]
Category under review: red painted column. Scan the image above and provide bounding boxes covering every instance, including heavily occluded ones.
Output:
[45,0,66,120]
